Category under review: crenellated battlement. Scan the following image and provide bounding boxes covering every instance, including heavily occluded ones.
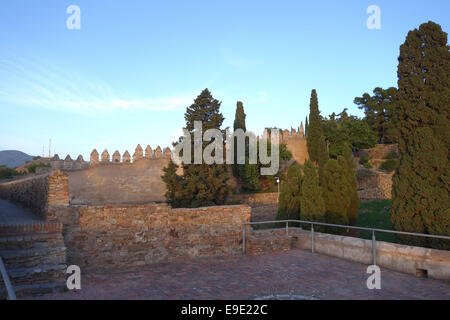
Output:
[50,153,89,171]
[259,122,308,165]
[280,122,305,142]
[48,144,172,172]
[260,122,305,143]
[89,144,172,166]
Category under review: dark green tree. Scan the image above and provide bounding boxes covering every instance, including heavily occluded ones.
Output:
[322,158,351,232]
[233,101,246,132]
[277,165,303,221]
[300,160,325,223]
[242,156,260,191]
[391,22,450,246]
[339,150,359,225]
[354,87,398,144]
[162,88,231,208]
[306,89,329,181]
[323,109,376,158]
[161,160,183,207]
[232,101,247,180]
[304,116,308,137]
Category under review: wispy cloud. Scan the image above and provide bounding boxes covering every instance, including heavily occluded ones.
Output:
[0,56,193,114]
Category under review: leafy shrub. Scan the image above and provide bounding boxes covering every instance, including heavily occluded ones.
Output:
[0,166,21,178]
[359,156,369,165]
[363,162,373,169]
[384,151,398,159]
[379,159,397,172]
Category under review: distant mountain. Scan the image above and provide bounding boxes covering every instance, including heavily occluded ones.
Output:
[0,150,35,168]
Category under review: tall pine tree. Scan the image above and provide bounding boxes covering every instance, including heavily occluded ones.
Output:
[354,87,398,144]
[162,89,231,208]
[391,22,450,245]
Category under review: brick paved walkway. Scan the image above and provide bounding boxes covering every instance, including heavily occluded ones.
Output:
[0,199,43,225]
[29,249,450,300]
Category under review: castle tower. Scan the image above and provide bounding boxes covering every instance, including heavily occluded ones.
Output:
[300,122,304,137]
[112,151,121,163]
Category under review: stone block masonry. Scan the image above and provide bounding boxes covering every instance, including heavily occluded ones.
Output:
[49,204,251,271]
[229,192,279,222]
[0,170,69,219]
[228,192,278,207]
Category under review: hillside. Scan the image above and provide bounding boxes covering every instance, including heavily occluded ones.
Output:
[0,150,35,168]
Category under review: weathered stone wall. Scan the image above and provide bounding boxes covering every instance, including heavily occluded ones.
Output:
[49,204,251,271]
[246,228,450,280]
[359,143,398,160]
[0,170,68,218]
[229,192,279,222]
[357,169,393,199]
[229,192,278,207]
[246,228,292,255]
[282,133,309,166]
[67,158,171,205]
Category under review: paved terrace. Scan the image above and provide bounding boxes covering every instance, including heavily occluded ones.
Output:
[29,249,450,300]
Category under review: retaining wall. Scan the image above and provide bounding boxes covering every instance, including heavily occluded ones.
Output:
[49,204,251,271]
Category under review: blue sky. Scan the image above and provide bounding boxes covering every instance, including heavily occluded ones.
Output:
[0,0,449,159]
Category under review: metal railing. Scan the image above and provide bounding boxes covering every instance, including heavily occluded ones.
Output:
[0,256,16,300]
[242,219,450,265]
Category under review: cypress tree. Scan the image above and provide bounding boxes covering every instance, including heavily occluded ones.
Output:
[391,21,450,246]
[301,159,325,223]
[306,90,329,181]
[233,101,246,131]
[322,158,351,233]
[243,156,260,191]
[339,150,359,225]
[232,101,247,182]
[163,88,231,208]
[305,116,308,137]
[277,165,303,221]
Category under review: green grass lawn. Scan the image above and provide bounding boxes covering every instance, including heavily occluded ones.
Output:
[356,199,396,243]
